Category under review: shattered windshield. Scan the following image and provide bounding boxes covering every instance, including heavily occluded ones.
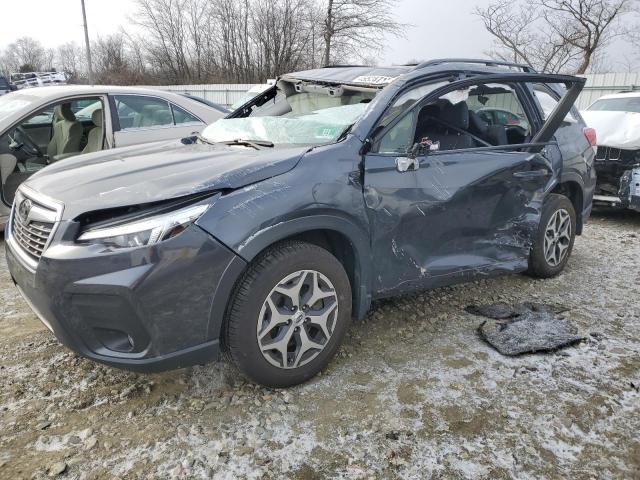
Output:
[202,82,376,145]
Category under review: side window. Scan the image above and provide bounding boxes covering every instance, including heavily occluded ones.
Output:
[378,112,415,154]
[113,95,173,130]
[376,81,449,135]
[23,107,54,125]
[376,82,533,154]
[172,104,201,125]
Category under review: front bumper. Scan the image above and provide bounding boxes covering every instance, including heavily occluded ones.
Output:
[6,222,246,372]
[593,148,640,212]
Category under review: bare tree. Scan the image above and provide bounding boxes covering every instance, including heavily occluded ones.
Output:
[477,0,634,74]
[3,37,47,72]
[321,0,407,66]
[57,42,84,79]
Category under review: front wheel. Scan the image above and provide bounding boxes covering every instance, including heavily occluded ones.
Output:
[527,193,576,278]
[224,241,352,388]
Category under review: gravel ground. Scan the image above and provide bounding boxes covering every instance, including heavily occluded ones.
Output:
[1,211,639,480]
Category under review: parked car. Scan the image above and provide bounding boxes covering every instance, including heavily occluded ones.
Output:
[0,75,17,96]
[581,92,640,212]
[178,93,230,114]
[5,59,595,387]
[476,107,530,129]
[0,86,227,228]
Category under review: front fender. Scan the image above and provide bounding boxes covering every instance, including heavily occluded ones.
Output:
[196,140,374,320]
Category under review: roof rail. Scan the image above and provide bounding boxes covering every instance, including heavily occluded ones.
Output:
[414,59,536,73]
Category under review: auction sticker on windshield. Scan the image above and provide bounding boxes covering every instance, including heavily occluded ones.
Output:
[352,75,397,86]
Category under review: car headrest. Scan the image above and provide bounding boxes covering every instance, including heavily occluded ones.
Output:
[91,108,103,127]
[54,103,76,122]
[419,104,440,119]
[440,102,469,130]
[468,110,488,134]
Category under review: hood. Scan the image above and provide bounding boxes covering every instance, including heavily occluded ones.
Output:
[581,110,640,150]
[23,140,309,219]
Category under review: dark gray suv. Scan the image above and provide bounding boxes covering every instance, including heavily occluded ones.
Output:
[5,60,596,387]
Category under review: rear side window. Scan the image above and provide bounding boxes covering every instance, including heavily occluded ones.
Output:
[532,84,577,123]
[114,95,173,129]
[172,104,201,125]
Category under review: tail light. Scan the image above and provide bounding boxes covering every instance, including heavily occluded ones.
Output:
[583,127,597,147]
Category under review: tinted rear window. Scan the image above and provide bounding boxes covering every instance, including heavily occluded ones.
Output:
[0,76,9,89]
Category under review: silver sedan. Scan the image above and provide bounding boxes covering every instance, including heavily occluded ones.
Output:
[0,86,228,228]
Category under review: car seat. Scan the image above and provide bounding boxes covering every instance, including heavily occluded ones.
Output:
[47,104,82,159]
[0,153,17,186]
[82,108,104,154]
[415,102,474,150]
[468,110,508,146]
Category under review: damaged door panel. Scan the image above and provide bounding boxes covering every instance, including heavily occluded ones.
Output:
[363,73,585,297]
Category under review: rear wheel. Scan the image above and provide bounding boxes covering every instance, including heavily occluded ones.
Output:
[527,193,576,278]
[224,241,352,388]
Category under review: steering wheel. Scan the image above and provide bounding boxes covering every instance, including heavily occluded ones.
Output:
[12,126,44,158]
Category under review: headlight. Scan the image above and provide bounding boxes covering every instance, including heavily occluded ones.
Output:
[77,203,209,248]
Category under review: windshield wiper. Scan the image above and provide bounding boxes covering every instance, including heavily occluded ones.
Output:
[222,138,275,150]
[187,135,274,150]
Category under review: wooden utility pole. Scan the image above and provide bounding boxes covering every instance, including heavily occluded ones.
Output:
[81,0,94,84]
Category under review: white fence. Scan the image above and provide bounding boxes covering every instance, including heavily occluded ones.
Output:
[152,73,640,109]
[153,84,261,107]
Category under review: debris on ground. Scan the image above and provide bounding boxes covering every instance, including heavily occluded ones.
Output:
[468,302,585,355]
[1,212,639,479]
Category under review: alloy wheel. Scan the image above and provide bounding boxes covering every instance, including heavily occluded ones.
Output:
[256,270,339,369]
[543,208,571,267]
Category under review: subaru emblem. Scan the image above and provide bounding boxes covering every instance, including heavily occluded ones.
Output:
[18,199,32,222]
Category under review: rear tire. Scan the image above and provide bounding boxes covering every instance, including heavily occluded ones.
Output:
[224,241,352,388]
[527,193,576,278]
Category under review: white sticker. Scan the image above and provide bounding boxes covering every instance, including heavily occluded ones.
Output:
[352,75,397,86]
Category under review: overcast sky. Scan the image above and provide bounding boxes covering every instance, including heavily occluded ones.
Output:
[0,0,635,69]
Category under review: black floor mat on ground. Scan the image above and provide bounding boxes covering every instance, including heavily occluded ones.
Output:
[466,303,584,356]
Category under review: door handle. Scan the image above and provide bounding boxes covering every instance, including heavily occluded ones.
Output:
[513,169,549,178]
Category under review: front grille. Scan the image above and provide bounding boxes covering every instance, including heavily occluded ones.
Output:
[9,189,62,266]
[596,146,622,161]
[12,213,54,259]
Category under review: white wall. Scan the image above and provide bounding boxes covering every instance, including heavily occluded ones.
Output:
[152,84,261,107]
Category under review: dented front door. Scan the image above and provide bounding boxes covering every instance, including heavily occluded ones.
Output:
[364,148,552,296]
[362,72,584,297]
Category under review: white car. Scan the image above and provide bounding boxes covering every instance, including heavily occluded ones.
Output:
[0,86,227,228]
[581,92,640,212]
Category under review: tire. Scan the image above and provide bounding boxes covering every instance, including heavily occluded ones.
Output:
[224,241,352,388]
[527,193,576,278]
